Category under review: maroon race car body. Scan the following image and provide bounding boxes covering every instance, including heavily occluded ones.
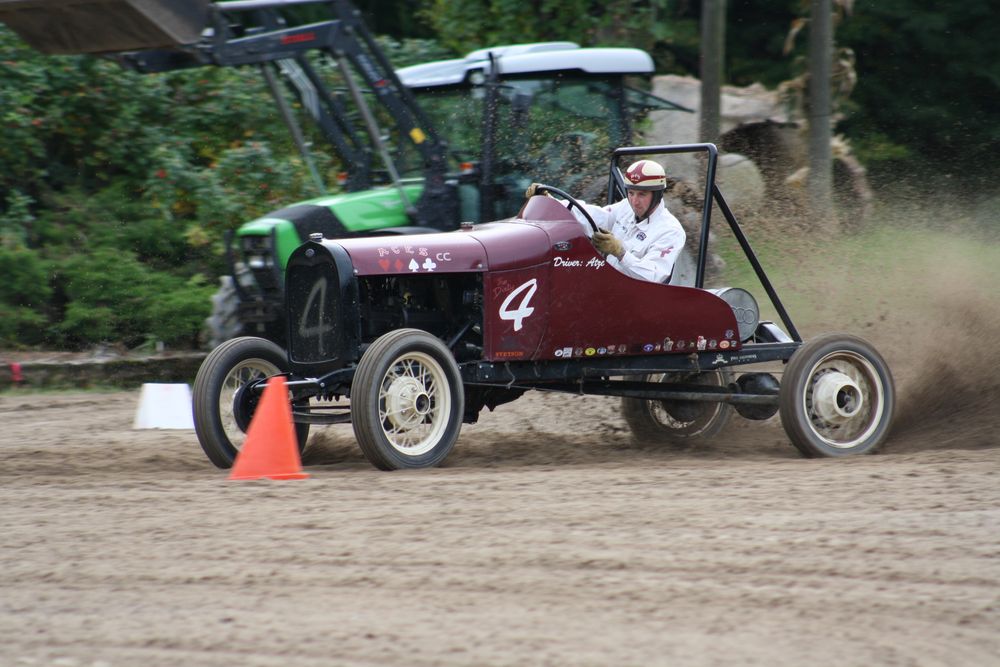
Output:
[337,196,740,364]
[193,143,896,471]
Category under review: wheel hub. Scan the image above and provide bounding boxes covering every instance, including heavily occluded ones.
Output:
[812,370,862,425]
[385,376,430,431]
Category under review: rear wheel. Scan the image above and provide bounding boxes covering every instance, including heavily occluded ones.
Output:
[192,336,310,468]
[351,329,464,470]
[779,333,894,457]
[621,370,734,445]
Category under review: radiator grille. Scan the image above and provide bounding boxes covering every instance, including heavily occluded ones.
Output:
[286,259,339,364]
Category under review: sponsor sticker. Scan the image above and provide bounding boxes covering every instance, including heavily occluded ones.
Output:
[618,344,626,354]
[677,340,686,351]
[708,339,718,350]
[720,340,730,349]
[597,347,607,355]
[663,337,673,351]
[574,347,584,357]
[585,347,596,356]
[643,343,654,352]
[697,336,707,351]
[725,329,735,340]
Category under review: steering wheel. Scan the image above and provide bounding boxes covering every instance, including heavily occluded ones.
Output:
[533,184,599,235]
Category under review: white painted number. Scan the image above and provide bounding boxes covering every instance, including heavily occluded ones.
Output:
[499,279,538,332]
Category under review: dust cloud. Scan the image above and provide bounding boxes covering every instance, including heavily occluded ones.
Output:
[769,195,1000,454]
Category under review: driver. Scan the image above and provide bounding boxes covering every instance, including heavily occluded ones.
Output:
[525,159,686,284]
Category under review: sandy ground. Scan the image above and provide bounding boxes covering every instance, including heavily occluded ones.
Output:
[2,224,1000,666]
[1,373,998,666]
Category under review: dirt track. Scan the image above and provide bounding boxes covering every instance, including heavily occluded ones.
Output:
[1,380,998,666]
[2,225,1000,666]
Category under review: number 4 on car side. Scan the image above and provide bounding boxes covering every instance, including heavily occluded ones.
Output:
[193,144,895,471]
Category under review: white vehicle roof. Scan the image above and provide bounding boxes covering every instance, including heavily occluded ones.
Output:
[397,42,654,88]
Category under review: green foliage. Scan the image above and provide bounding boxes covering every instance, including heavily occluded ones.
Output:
[419,0,676,55]
[0,245,52,346]
[54,249,212,348]
[0,25,321,349]
[837,1,1000,187]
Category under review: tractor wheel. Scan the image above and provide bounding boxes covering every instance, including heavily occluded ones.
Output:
[779,333,894,457]
[204,275,244,349]
[621,370,734,445]
[351,329,464,470]
[192,336,309,468]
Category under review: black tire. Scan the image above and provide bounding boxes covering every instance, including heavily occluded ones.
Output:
[192,336,310,469]
[621,370,734,445]
[779,333,894,457]
[351,329,464,470]
[204,275,244,349]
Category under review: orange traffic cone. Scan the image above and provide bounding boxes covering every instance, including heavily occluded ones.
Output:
[229,376,309,481]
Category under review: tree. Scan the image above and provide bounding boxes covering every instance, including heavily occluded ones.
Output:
[837,1,1000,187]
[699,0,726,144]
[807,0,832,215]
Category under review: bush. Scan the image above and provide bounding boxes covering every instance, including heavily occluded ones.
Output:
[0,305,49,347]
[53,248,212,348]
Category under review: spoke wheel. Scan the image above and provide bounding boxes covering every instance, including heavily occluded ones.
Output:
[192,337,309,468]
[352,329,464,470]
[621,370,733,445]
[779,333,894,457]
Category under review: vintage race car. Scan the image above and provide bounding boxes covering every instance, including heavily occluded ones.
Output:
[192,143,895,470]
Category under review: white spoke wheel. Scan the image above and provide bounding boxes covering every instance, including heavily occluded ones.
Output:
[192,337,310,468]
[779,333,895,457]
[352,329,464,470]
[621,370,734,445]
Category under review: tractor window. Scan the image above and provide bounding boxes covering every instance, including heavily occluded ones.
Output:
[493,77,627,204]
[413,75,631,218]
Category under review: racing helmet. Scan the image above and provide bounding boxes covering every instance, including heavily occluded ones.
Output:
[623,159,667,221]
[624,159,667,191]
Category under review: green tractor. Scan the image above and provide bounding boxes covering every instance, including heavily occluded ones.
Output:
[0,0,689,346]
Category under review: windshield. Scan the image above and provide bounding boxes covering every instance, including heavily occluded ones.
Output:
[413,75,633,218]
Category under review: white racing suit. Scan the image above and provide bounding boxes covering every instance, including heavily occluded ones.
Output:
[568,198,686,284]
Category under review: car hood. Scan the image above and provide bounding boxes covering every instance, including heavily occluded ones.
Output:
[334,221,554,276]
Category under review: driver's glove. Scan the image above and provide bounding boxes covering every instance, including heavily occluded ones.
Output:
[524,183,550,199]
[593,231,624,259]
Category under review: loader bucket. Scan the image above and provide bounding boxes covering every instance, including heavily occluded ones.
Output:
[0,0,209,55]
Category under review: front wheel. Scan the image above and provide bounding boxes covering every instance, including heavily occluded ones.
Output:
[351,329,464,470]
[779,333,894,457]
[192,336,310,468]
